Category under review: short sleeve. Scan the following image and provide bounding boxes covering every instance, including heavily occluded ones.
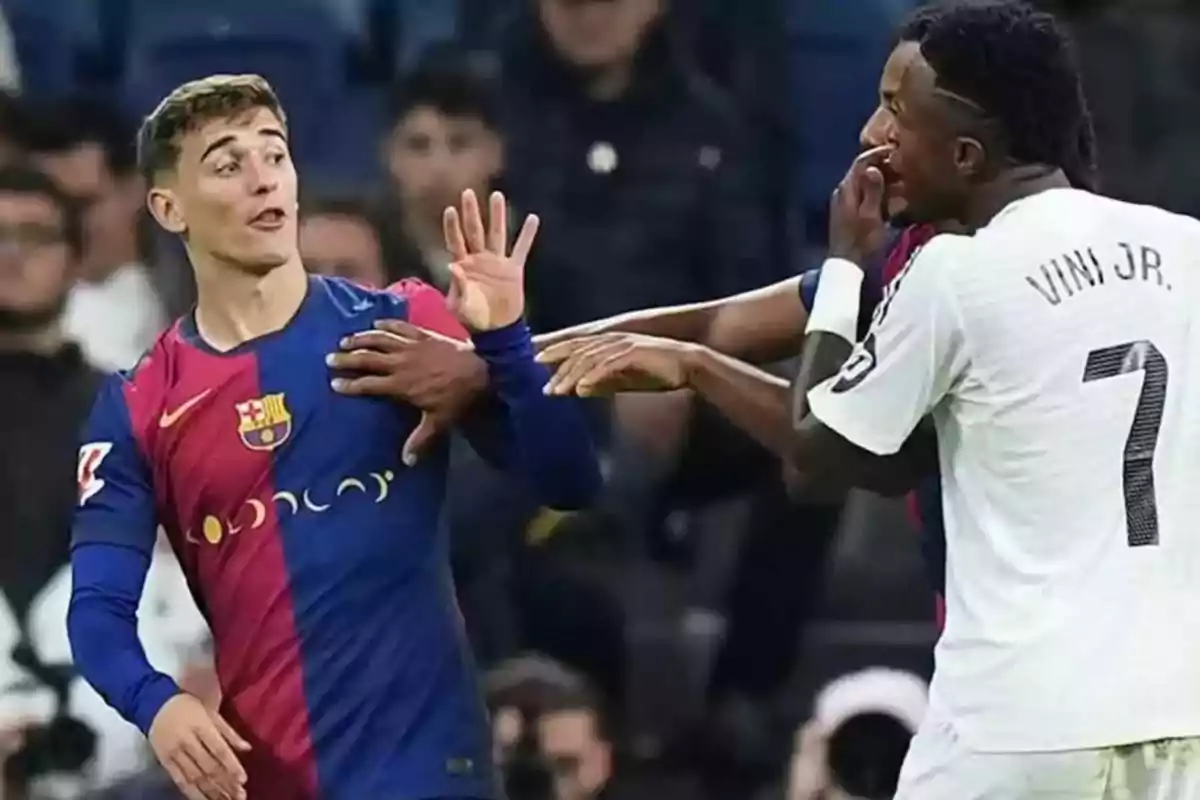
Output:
[806,235,970,456]
[73,377,158,555]
[386,278,469,342]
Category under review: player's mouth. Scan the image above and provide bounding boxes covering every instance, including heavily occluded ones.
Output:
[249,207,287,231]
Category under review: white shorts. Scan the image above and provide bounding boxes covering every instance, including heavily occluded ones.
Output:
[895,709,1200,800]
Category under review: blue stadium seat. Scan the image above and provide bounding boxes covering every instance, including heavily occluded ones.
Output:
[785,0,903,241]
[393,0,460,71]
[121,1,346,170]
[4,0,102,94]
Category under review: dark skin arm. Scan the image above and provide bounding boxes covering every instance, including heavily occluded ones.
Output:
[787,147,935,496]
[533,277,808,364]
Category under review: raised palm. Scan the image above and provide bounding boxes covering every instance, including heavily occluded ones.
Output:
[443,189,540,332]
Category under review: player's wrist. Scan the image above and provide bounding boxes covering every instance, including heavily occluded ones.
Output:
[805,258,864,343]
[471,318,533,357]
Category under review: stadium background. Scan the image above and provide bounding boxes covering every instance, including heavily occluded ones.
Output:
[0,0,1195,798]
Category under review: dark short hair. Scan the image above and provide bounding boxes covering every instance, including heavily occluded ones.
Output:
[484,656,610,740]
[14,95,138,178]
[0,165,83,255]
[300,194,379,228]
[898,1,1094,184]
[387,63,499,131]
[136,74,287,185]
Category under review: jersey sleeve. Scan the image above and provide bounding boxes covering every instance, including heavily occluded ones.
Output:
[73,376,158,555]
[386,278,470,342]
[806,235,970,456]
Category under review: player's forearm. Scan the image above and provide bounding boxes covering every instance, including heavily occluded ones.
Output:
[534,277,807,363]
[468,320,602,509]
[67,543,182,734]
[789,261,930,496]
[682,346,795,461]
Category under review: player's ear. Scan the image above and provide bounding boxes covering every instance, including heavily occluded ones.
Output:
[952,135,987,180]
[147,186,187,235]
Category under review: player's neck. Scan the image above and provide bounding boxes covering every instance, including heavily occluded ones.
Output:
[192,255,309,352]
[961,167,1071,230]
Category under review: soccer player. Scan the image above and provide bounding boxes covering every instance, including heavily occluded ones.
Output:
[67,74,601,800]
[544,2,1200,797]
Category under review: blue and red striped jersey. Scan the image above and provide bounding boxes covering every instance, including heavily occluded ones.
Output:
[69,275,600,798]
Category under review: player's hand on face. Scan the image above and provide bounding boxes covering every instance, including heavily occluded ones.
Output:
[148,693,251,800]
[330,320,489,465]
[828,144,892,265]
[536,333,698,397]
[443,188,539,332]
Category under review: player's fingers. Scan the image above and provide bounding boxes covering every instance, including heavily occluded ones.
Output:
[542,339,607,393]
[331,374,403,398]
[547,339,625,396]
[487,190,507,256]
[170,746,224,800]
[327,349,395,375]
[371,319,430,342]
[576,345,640,397]
[443,206,468,263]
[461,189,487,253]
[511,214,540,266]
[402,412,443,466]
[535,337,588,366]
[163,760,209,800]
[196,723,248,794]
[858,166,886,218]
[211,713,252,753]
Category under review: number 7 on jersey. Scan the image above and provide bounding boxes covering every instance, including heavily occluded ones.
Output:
[1082,340,1167,547]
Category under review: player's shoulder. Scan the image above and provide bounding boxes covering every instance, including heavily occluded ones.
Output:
[307,274,409,320]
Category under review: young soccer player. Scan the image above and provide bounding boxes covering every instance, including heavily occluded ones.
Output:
[67,74,601,800]
[550,1,1200,796]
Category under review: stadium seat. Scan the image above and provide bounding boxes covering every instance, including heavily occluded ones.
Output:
[393,0,460,71]
[4,0,103,94]
[785,0,902,243]
[120,0,346,170]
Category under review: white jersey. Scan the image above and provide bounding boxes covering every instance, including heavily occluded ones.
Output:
[808,188,1200,753]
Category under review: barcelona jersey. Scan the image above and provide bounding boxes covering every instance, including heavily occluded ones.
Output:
[68,275,601,798]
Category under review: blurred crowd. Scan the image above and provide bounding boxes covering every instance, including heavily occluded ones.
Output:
[0,0,1197,798]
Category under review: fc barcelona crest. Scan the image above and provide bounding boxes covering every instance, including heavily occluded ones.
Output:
[236,393,292,451]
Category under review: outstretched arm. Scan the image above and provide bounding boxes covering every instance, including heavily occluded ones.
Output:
[534,277,809,364]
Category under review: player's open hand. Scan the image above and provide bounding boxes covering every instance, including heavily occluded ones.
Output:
[148,693,251,800]
[537,333,698,397]
[329,320,489,464]
[828,144,892,264]
[443,188,539,332]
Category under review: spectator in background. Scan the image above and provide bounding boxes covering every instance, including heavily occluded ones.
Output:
[497,0,777,332]
[0,165,96,799]
[299,195,388,287]
[380,63,504,289]
[487,655,625,800]
[16,96,165,371]
[785,669,926,800]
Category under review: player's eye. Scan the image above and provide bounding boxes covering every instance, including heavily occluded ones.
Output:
[214,160,238,176]
[265,151,287,166]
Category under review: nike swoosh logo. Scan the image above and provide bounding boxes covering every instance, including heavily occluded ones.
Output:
[159,389,212,428]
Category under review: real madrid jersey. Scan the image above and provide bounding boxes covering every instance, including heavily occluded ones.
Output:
[807,188,1200,752]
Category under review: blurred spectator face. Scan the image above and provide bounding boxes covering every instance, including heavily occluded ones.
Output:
[33,141,142,282]
[151,107,298,274]
[0,184,72,331]
[537,708,611,800]
[300,212,387,287]
[387,105,501,216]
[538,0,664,69]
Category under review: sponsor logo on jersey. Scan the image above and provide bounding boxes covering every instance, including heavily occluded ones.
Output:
[77,442,113,506]
[235,393,292,451]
